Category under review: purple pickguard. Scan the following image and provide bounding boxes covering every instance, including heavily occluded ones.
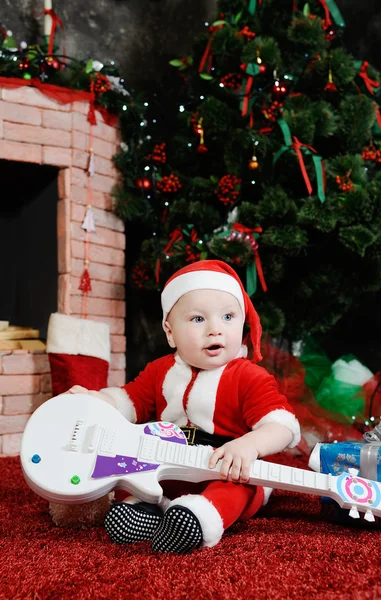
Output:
[92,455,159,478]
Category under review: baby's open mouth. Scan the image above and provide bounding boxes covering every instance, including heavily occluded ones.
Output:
[204,344,224,356]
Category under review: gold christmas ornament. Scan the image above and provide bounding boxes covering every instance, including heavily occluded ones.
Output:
[249,156,259,170]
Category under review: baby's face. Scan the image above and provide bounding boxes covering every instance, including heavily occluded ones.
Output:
[164,289,244,370]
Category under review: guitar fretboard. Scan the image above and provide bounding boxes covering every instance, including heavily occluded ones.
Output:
[137,434,332,495]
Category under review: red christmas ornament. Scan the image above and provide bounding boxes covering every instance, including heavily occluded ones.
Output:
[136,177,152,190]
[197,144,208,153]
[326,28,335,42]
[79,268,92,292]
[271,81,288,102]
[324,81,337,92]
[259,64,266,74]
[324,68,337,93]
[18,57,30,72]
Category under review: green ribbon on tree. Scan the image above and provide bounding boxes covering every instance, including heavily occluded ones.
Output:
[274,118,326,203]
[248,0,257,15]
[324,0,345,27]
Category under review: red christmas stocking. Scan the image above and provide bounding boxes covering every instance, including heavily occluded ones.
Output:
[46,312,110,396]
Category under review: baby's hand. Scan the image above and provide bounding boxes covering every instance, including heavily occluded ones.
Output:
[64,385,116,407]
[208,435,259,483]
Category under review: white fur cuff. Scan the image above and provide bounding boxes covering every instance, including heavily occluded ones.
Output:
[100,386,137,423]
[47,313,110,362]
[168,494,224,548]
[253,409,301,448]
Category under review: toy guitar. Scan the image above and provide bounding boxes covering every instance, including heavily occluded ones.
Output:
[21,394,381,522]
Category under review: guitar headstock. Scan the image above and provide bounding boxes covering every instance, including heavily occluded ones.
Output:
[329,472,381,522]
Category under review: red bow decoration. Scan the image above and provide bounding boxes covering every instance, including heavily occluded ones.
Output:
[232,223,267,293]
[43,8,65,56]
[359,61,380,95]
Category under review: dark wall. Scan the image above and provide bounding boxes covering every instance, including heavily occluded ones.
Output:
[2,0,381,90]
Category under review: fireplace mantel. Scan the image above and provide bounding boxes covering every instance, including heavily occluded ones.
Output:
[0,84,126,455]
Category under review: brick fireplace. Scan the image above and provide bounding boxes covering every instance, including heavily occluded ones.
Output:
[0,84,126,455]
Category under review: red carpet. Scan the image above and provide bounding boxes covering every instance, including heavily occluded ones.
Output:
[1,454,380,600]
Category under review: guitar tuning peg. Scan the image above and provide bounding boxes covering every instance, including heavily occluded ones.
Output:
[364,509,375,523]
[349,506,360,519]
[348,468,359,477]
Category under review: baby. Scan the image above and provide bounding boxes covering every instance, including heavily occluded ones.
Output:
[69,260,300,553]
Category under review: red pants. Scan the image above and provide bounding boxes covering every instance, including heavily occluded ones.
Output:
[161,480,264,529]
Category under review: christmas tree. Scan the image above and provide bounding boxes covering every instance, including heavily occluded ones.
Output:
[114,0,381,352]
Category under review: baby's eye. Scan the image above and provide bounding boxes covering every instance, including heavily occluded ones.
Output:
[191,316,204,323]
[223,313,233,321]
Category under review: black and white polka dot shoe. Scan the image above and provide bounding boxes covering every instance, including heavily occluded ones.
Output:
[104,501,163,544]
[151,505,203,554]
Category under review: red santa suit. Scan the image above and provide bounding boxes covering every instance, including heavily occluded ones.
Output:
[103,346,300,547]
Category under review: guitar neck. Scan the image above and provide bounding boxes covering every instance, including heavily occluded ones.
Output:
[137,434,331,497]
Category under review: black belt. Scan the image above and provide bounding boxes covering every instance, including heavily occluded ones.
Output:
[180,426,234,447]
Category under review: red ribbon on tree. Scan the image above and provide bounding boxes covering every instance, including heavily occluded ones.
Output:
[232,223,267,293]
[374,103,381,130]
[292,137,314,195]
[359,61,380,95]
[43,8,65,56]
[241,75,254,117]
[155,228,184,283]
[198,24,224,73]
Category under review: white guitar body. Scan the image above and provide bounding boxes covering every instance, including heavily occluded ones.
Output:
[21,394,381,522]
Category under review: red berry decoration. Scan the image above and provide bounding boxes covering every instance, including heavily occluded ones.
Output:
[94,73,111,95]
[156,174,182,193]
[151,143,167,164]
[238,25,256,41]
[132,262,150,289]
[215,174,241,206]
[335,173,354,192]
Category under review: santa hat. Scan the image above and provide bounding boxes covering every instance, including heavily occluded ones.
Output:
[161,260,263,363]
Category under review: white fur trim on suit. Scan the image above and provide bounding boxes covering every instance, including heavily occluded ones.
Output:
[46,313,110,362]
[263,487,273,505]
[161,271,245,325]
[187,365,226,433]
[100,387,137,422]
[252,409,301,448]
[167,494,224,548]
[160,359,193,425]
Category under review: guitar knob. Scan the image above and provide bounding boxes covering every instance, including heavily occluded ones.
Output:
[349,506,360,519]
[364,509,375,522]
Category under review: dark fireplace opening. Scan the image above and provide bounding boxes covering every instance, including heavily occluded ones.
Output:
[0,160,59,340]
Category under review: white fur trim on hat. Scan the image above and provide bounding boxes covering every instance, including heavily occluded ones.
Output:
[46,312,110,362]
[252,409,301,448]
[167,493,224,548]
[161,271,245,324]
